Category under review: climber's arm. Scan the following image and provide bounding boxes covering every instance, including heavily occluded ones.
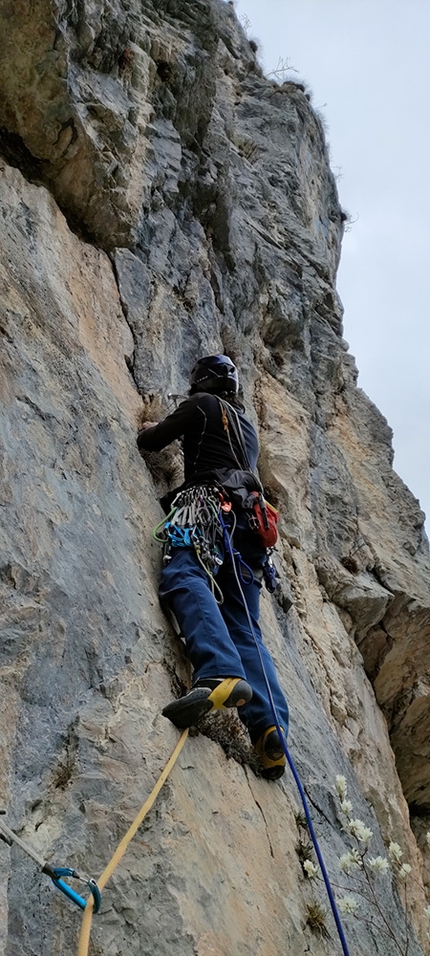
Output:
[137,399,195,453]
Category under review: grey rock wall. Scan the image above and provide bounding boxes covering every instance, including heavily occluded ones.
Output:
[1,2,429,954]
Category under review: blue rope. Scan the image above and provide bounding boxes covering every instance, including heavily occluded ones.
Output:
[220,515,351,956]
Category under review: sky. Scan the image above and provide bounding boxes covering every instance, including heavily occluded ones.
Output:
[235,0,430,532]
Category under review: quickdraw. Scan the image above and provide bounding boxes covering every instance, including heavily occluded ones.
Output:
[0,812,101,913]
[153,485,225,600]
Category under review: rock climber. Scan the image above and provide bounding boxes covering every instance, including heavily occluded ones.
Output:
[137,355,289,779]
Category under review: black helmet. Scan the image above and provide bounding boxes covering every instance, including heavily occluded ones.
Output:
[189,355,239,395]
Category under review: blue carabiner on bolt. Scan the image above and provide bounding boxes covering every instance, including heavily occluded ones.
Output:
[0,813,101,914]
[43,864,102,913]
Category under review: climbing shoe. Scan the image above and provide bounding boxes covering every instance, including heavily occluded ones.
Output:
[255,726,286,780]
[162,677,253,729]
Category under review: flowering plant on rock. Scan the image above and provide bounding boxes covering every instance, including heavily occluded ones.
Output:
[300,774,430,954]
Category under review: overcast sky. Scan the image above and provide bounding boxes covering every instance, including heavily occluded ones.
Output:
[235,0,429,532]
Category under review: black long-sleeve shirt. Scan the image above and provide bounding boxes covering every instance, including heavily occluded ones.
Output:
[137,392,259,483]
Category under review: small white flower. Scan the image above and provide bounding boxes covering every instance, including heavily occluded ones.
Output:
[303,860,318,879]
[398,863,412,882]
[339,849,362,873]
[344,818,360,835]
[357,825,373,846]
[367,856,390,875]
[347,819,373,845]
[340,799,353,817]
[338,895,358,914]
[388,842,403,862]
[423,905,430,921]
[335,775,348,799]
[426,832,430,849]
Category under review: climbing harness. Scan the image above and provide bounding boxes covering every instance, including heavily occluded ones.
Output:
[153,480,278,600]
[0,811,101,913]
[217,511,352,956]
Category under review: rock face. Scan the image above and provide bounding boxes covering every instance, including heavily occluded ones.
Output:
[1,2,429,955]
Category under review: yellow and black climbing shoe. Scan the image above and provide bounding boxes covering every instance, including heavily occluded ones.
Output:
[255,726,286,780]
[162,677,253,729]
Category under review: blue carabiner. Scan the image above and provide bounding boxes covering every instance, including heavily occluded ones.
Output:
[43,865,102,913]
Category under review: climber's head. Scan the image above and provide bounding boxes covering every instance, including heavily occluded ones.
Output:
[189,355,239,396]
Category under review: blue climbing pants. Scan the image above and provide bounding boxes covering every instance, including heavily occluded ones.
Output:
[159,534,289,744]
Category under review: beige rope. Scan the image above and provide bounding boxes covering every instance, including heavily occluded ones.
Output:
[77,728,188,956]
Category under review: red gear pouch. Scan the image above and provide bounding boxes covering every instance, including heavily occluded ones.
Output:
[247,492,279,547]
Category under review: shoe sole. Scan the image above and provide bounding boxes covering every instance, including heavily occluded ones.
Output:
[265,742,284,760]
[257,728,286,780]
[261,764,286,781]
[162,678,252,729]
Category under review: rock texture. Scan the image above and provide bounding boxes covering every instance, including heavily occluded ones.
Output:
[1,2,429,955]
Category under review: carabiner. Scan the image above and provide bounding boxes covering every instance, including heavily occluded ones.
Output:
[43,864,102,913]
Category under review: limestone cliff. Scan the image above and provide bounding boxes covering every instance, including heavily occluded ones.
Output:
[1,2,429,954]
